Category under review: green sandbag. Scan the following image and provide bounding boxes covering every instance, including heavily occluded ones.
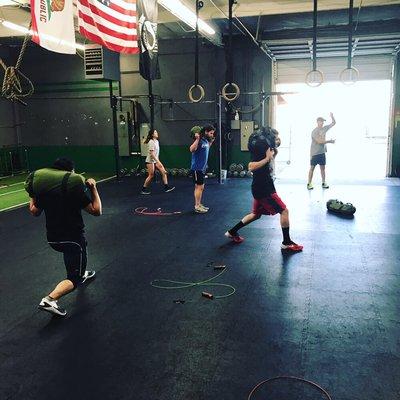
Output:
[24,168,85,197]
[326,199,356,216]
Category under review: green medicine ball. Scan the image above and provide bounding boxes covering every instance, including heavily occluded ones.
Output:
[190,125,202,139]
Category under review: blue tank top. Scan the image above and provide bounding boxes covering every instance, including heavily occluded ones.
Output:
[191,138,210,172]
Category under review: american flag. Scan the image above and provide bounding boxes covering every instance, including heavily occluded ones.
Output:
[77,0,139,54]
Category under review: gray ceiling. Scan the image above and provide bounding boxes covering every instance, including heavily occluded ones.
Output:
[0,0,400,60]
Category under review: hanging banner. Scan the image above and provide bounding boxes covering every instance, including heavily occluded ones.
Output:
[137,0,160,80]
[77,0,139,54]
[30,0,76,54]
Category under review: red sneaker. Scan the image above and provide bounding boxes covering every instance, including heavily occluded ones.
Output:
[281,242,303,252]
[225,231,244,244]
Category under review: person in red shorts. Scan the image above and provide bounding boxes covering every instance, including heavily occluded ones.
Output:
[225,128,303,252]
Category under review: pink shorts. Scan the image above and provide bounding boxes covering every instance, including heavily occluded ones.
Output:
[252,193,286,216]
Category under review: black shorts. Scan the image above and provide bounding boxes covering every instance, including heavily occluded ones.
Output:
[48,235,87,286]
[192,170,205,185]
[311,153,326,166]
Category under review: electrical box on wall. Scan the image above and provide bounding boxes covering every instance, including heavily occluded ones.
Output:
[84,44,120,81]
[240,121,254,151]
[117,112,130,156]
[140,123,150,157]
[231,120,240,130]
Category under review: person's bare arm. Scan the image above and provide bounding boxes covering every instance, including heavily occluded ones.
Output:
[84,179,102,216]
[190,133,201,152]
[248,148,274,172]
[29,198,42,217]
[328,112,336,127]
[314,136,335,145]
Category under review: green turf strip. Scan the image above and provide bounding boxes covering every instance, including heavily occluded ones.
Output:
[0,183,25,195]
[0,172,114,212]
[0,191,30,211]
[0,173,29,186]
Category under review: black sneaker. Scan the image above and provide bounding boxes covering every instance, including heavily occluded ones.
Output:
[38,297,67,317]
[141,188,151,195]
[81,270,96,284]
[165,186,175,193]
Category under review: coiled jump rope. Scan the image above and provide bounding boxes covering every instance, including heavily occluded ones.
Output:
[150,264,235,302]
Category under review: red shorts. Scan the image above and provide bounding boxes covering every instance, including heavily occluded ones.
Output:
[252,193,286,216]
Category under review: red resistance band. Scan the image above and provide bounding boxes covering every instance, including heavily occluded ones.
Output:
[134,207,182,216]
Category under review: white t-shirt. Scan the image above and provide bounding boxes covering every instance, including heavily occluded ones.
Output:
[145,139,160,163]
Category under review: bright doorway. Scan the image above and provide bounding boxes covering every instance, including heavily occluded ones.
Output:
[274,80,392,180]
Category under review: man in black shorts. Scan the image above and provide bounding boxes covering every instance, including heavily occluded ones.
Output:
[307,113,336,190]
[225,129,303,252]
[189,124,215,213]
[27,158,102,316]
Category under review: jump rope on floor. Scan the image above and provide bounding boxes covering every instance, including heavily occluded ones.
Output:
[138,207,331,398]
[150,263,235,302]
[248,376,332,399]
[134,207,182,216]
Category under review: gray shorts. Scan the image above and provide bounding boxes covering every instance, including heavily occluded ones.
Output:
[311,153,326,166]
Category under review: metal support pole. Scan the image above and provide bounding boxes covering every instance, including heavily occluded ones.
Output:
[109,81,121,181]
[218,94,222,184]
[9,151,14,176]
[148,79,154,130]
[118,80,123,112]
[25,148,30,172]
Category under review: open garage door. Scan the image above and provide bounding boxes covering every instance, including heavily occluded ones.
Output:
[272,55,394,180]
[275,55,394,84]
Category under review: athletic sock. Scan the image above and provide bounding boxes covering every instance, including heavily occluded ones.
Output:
[282,227,291,244]
[46,295,55,302]
[229,221,245,236]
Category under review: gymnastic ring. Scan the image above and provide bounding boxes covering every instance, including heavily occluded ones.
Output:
[221,82,240,101]
[188,84,205,103]
[305,69,324,87]
[340,66,359,86]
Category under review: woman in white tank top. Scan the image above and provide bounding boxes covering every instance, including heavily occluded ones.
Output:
[141,129,175,194]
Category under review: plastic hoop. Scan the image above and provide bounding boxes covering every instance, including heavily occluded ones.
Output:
[305,69,324,87]
[340,66,359,85]
[221,82,240,101]
[188,84,205,103]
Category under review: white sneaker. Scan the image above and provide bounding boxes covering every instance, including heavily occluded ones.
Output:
[38,297,67,317]
[81,270,96,284]
[200,204,209,211]
[195,205,208,213]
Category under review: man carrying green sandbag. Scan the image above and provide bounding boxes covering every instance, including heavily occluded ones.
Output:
[25,157,102,317]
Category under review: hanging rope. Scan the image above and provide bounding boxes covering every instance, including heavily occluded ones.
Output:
[0,21,34,105]
[188,0,205,103]
[305,0,324,87]
[340,0,359,85]
[221,0,240,101]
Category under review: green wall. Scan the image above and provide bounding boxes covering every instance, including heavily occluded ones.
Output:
[24,144,219,174]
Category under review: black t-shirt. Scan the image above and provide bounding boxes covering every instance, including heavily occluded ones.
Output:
[251,154,276,199]
[36,178,92,240]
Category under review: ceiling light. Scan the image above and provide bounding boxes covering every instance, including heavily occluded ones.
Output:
[158,0,215,36]
[1,20,85,51]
